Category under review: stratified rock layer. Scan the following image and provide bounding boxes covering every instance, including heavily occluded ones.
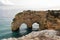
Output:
[11,10,60,31]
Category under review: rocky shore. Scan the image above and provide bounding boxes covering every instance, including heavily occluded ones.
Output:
[2,30,60,40]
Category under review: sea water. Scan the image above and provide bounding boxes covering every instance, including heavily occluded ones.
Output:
[0,17,39,40]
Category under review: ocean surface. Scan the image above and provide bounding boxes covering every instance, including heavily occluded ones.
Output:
[0,17,39,40]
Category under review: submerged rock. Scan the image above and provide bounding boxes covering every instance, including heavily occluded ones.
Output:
[2,30,60,40]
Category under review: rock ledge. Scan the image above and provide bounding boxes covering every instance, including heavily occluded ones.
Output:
[2,30,60,40]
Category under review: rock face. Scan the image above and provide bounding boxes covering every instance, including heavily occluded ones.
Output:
[11,10,60,31]
[2,30,60,40]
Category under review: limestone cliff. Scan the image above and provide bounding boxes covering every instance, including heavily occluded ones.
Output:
[11,10,60,31]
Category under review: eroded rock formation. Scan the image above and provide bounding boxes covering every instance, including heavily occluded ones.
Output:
[11,10,60,31]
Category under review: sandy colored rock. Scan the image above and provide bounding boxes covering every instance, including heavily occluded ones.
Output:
[11,10,60,31]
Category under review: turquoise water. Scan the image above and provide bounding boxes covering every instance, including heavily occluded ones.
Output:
[0,17,39,40]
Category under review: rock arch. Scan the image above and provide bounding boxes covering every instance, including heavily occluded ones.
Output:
[11,10,60,32]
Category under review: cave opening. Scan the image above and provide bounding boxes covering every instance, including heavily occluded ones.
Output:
[32,22,39,31]
[20,23,27,30]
